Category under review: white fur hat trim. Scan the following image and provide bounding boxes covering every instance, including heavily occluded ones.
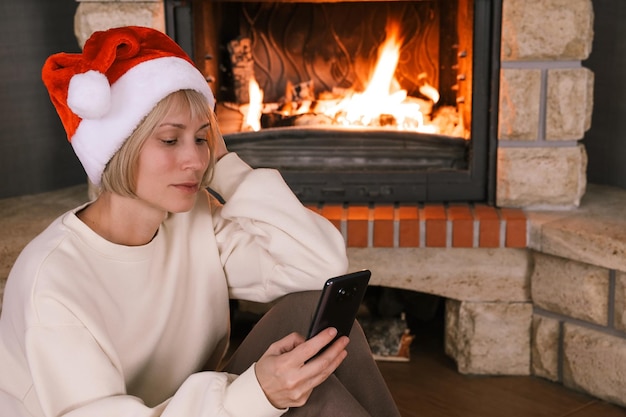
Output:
[71,56,215,185]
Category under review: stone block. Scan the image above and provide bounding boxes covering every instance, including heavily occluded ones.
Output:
[562,324,626,408]
[444,300,532,375]
[531,314,560,381]
[501,0,594,61]
[546,68,594,141]
[614,270,626,332]
[531,252,609,325]
[444,299,461,358]
[498,69,542,141]
[348,247,530,302]
[75,2,166,47]
[528,185,626,273]
[496,145,587,208]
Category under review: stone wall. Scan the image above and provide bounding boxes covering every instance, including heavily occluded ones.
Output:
[527,185,626,406]
[532,267,626,405]
[497,0,594,209]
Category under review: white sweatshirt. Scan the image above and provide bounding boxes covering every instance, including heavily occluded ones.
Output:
[0,153,348,417]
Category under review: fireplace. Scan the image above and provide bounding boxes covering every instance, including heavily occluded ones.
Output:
[164,0,500,204]
[74,0,591,210]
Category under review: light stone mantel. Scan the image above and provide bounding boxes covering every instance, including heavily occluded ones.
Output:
[348,247,531,303]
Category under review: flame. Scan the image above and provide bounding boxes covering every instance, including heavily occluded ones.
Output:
[243,77,263,132]
[419,80,440,104]
[344,22,403,124]
[328,21,437,133]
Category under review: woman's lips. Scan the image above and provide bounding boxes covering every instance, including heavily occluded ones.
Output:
[173,182,200,193]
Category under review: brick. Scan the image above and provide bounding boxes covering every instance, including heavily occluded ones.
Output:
[347,205,369,247]
[498,69,541,141]
[546,68,594,140]
[423,204,447,248]
[474,205,500,248]
[397,206,419,247]
[321,204,343,231]
[531,314,560,382]
[531,253,609,325]
[446,300,532,375]
[496,146,587,208]
[373,205,394,247]
[500,208,527,248]
[563,324,626,407]
[448,204,474,248]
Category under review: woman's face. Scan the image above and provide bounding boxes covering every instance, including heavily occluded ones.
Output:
[134,104,210,214]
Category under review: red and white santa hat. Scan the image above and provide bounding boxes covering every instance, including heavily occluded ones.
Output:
[42,26,215,185]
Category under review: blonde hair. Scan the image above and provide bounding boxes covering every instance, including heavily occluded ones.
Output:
[99,90,220,198]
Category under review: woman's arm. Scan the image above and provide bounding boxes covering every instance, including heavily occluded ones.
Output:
[209,153,349,302]
[25,316,284,417]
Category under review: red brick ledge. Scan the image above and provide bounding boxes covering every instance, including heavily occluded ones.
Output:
[306,203,527,249]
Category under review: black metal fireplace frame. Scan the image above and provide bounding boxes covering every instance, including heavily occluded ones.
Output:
[165,0,501,205]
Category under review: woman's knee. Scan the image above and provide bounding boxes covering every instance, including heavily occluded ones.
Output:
[275,290,321,310]
[268,290,321,328]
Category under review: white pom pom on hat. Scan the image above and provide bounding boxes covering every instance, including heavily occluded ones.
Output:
[67,70,112,120]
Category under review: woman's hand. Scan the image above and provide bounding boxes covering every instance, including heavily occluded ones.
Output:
[254,328,349,409]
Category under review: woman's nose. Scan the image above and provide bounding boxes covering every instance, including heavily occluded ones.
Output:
[181,141,208,170]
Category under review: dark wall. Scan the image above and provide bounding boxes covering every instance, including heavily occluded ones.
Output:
[583,0,626,190]
[0,0,84,199]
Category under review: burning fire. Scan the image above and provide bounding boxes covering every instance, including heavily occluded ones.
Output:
[330,22,437,133]
[239,20,463,137]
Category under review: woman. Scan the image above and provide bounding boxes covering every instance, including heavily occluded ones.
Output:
[0,26,401,416]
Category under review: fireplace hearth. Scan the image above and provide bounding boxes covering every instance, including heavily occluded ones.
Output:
[165,0,500,204]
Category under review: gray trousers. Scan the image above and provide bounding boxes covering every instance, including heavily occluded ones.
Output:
[223,291,402,417]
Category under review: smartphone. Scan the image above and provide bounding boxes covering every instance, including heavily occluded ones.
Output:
[307,270,371,346]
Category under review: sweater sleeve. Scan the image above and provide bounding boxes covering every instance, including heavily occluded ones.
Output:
[25,318,284,417]
[208,153,349,302]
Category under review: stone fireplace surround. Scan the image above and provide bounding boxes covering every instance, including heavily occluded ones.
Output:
[59,0,625,408]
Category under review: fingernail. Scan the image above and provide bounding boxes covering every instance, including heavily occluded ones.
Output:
[328,327,338,337]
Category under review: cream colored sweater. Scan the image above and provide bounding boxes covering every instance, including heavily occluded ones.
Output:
[0,153,348,417]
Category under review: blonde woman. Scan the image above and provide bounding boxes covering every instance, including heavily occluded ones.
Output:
[0,26,400,417]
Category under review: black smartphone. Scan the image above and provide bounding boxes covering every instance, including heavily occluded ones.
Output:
[307,270,371,346]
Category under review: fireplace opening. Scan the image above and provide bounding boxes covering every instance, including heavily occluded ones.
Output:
[228,285,444,363]
[166,0,501,204]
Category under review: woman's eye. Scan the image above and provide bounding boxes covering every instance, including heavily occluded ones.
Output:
[196,137,209,145]
[160,138,177,145]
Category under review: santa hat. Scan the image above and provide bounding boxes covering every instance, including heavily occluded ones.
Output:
[42,26,215,185]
